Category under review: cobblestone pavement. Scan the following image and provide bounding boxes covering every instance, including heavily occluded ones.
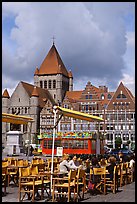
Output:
[2,182,135,202]
[2,153,135,202]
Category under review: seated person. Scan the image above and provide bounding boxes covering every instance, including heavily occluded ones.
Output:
[59,154,72,174]
[69,155,82,170]
[106,156,116,180]
[100,158,107,167]
[91,156,100,168]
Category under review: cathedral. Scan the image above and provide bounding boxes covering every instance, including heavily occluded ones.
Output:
[2,43,135,149]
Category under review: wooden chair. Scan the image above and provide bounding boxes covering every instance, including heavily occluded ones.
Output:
[52,169,77,202]
[31,158,39,165]
[10,158,17,166]
[105,165,118,194]
[38,158,45,164]
[120,162,128,187]
[18,166,43,202]
[126,162,135,183]
[39,172,51,198]
[116,163,122,187]
[76,168,86,201]
[46,161,59,171]
[7,164,18,186]
[93,167,106,195]
[2,160,9,168]
[2,167,7,196]
[17,159,24,166]
[23,160,29,166]
[38,163,46,172]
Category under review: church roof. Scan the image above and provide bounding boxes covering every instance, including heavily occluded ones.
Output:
[66,90,83,100]
[34,67,39,75]
[31,86,39,97]
[38,44,69,77]
[21,81,56,107]
[68,70,73,78]
[2,89,10,98]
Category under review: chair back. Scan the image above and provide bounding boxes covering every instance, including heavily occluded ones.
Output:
[2,167,7,175]
[17,159,24,166]
[2,160,9,167]
[32,158,39,165]
[23,160,29,166]
[69,169,77,180]
[10,158,17,166]
[30,165,39,176]
[116,163,121,176]
[93,167,106,175]
[19,167,30,177]
[121,162,127,174]
[38,158,45,164]
[77,168,85,179]
[38,163,45,172]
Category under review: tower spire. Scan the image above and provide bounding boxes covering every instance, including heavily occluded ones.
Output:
[52,36,56,45]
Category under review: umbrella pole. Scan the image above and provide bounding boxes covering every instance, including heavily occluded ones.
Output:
[50,106,57,195]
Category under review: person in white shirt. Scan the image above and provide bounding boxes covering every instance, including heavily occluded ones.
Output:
[69,155,80,170]
[129,155,135,168]
[59,154,72,173]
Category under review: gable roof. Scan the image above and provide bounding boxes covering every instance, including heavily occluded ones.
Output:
[2,89,10,98]
[38,44,69,77]
[107,81,135,109]
[21,81,56,107]
[66,90,83,100]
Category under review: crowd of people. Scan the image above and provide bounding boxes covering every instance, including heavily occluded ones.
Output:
[58,152,135,182]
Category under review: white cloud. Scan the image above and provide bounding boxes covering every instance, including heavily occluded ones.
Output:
[120,74,135,96]
[2,2,135,95]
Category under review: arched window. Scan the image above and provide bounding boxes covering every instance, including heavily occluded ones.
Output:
[107,94,112,99]
[40,81,43,88]
[89,95,92,99]
[44,80,47,88]
[53,80,56,89]
[48,80,51,89]
[101,94,105,100]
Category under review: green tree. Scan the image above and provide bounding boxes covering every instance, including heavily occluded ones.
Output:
[115,137,122,149]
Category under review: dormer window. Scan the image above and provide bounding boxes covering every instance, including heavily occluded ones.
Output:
[107,94,112,99]
[101,94,105,100]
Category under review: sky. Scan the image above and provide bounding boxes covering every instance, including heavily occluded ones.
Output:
[2,2,135,96]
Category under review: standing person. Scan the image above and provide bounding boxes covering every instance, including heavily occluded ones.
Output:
[30,145,34,156]
[25,144,28,156]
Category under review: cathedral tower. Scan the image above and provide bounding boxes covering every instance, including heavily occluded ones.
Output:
[34,43,72,103]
